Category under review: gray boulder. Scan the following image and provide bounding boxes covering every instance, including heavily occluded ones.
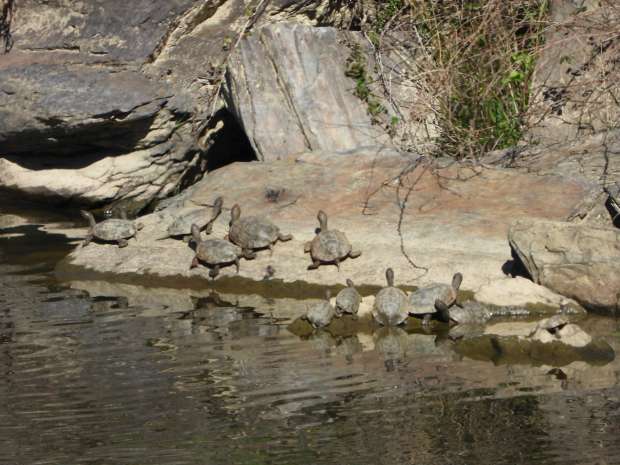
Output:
[509,219,620,312]
[223,23,391,161]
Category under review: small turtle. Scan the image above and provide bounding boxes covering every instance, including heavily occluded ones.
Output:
[81,209,142,248]
[372,268,409,326]
[190,224,244,279]
[304,210,361,270]
[409,272,463,326]
[228,204,292,257]
[165,197,223,241]
[335,279,362,318]
[303,290,335,329]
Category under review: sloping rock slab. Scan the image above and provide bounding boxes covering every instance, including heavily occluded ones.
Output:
[60,148,595,296]
[224,23,388,161]
[509,219,620,312]
[0,65,167,156]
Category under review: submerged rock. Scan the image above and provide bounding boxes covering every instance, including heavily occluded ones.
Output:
[529,316,592,348]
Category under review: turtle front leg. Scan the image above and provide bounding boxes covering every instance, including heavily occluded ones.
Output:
[209,266,220,280]
[349,250,362,259]
[307,259,321,270]
[243,249,256,260]
[279,233,293,242]
[83,231,93,247]
[234,257,240,274]
[334,257,340,272]
[117,239,128,248]
[303,242,312,253]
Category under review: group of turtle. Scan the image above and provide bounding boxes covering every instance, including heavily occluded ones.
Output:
[80,200,463,327]
[80,196,362,279]
[304,268,463,329]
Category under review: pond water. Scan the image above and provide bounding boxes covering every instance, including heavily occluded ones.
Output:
[1,207,620,465]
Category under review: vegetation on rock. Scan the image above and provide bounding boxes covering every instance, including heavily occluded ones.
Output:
[348,0,550,159]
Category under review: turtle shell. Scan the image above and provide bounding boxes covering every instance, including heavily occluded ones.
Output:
[335,287,361,316]
[409,283,454,315]
[167,208,211,237]
[310,230,352,262]
[229,217,279,249]
[93,219,137,241]
[306,301,335,329]
[196,239,241,265]
[373,287,409,326]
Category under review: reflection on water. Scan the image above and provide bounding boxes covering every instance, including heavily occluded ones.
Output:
[1,210,620,465]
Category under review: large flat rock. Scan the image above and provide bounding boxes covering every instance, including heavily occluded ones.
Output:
[62,148,594,296]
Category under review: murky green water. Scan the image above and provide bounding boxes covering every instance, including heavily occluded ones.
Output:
[1,207,620,465]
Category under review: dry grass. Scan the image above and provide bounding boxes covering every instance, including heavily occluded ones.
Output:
[352,0,550,159]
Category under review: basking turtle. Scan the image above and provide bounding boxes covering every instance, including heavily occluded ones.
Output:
[437,300,492,325]
[409,272,462,326]
[335,279,362,318]
[303,290,335,329]
[190,223,244,279]
[372,268,409,326]
[81,209,142,248]
[304,210,361,270]
[165,197,223,241]
[228,204,292,257]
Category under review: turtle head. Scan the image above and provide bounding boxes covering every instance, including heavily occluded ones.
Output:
[191,223,202,244]
[435,298,451,322]
[452,272,463,291]
[80,210,96,228]
[230,204,241,226]
[385,268,394,287]
[317,210,328,231]
[345,278,355,288]
[206,196,224,233]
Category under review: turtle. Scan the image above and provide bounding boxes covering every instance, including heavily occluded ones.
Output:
[302,290,335,329]
[408,272,463,326]
[335,278,362,319]
[190,223,244,279]
[304,210,361,270]
[437,300,492,326]
[165,196,223,241]
[228,204,292,257]
[372,268,409,326]
[80,209,142,248]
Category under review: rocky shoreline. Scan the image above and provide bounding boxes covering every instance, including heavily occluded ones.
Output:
[2,2,619,317]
